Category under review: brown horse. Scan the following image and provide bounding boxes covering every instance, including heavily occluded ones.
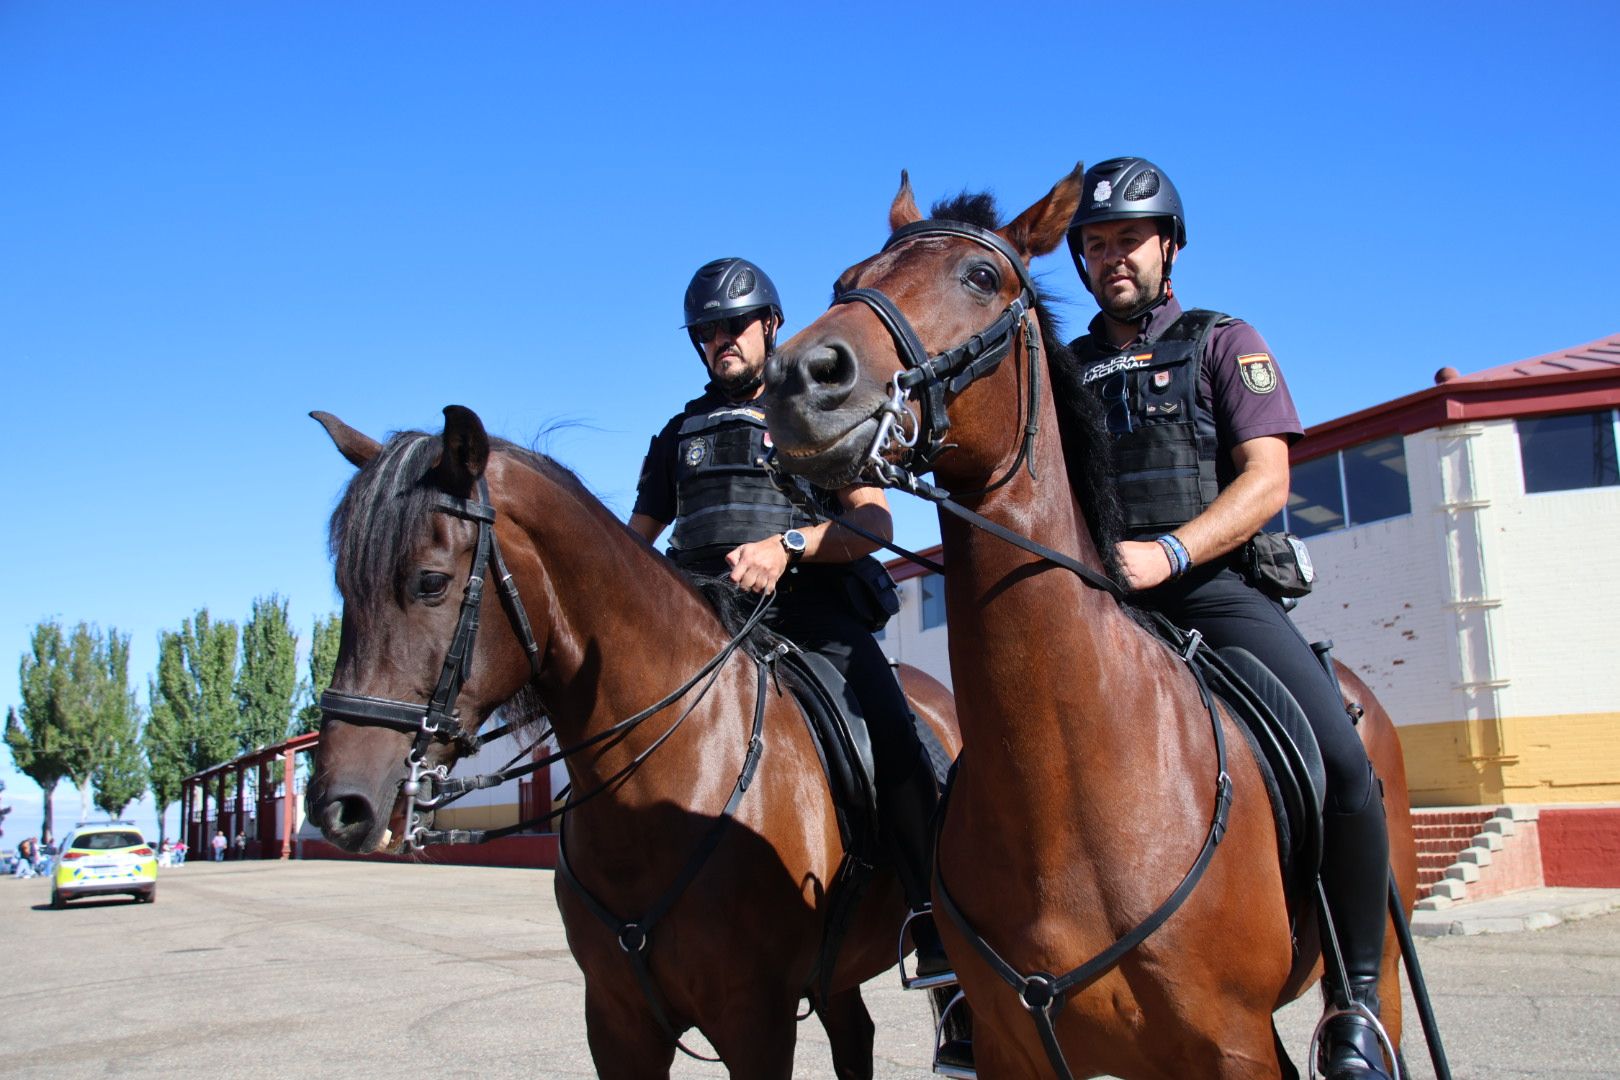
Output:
[305,406,961,1079]
[762,168,1417,1078]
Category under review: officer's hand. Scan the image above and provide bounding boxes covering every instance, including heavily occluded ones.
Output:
[1115,540,1174,592]
[726,538,790,594]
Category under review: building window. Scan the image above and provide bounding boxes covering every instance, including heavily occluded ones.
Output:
[919,574,947,631]
[1280,437,1412,538]
[1518,409,1620,494]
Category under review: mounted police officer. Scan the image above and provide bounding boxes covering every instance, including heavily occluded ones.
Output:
[1058,159,1394,1079]
[630,257,951,979]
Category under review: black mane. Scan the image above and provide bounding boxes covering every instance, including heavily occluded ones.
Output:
[328,431,781,661]
[925,192,1126,579]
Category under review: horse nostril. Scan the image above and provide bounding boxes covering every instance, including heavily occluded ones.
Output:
[805,343,857,391]
[320,793,376,844]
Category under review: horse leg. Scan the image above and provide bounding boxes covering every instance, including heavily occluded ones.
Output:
[584,989,677,1080]
[813,986,875,1080]
[701,996,800,1080]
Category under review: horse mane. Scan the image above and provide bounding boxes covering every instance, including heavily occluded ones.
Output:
[329,431,781,734]
[926,193,1126,580]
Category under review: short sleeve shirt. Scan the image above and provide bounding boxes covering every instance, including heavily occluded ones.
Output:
[632,389,727,525]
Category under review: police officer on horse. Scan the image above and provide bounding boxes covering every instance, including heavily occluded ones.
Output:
[1059,159,1394,1080]
[630,257,951,979]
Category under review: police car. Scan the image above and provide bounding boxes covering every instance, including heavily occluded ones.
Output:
[51,822,158,907]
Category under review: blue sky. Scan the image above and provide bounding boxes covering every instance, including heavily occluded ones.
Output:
[3,2,1616,842]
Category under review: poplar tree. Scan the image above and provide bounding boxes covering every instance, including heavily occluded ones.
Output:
[235,594,300,751]
[146,611,240,809]
[87,628,144,820]
[6,622,73,839]
[295,613,342,735]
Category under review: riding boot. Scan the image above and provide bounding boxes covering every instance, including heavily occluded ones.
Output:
[878,749,952,980]
[1318,766,1393,1080]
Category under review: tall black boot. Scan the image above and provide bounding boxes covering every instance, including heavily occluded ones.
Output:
[878,749,953,981]
[1318,768,1393,1080]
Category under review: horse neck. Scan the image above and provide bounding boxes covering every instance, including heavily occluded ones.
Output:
[495,457,750,798]
[935,333,1143,768]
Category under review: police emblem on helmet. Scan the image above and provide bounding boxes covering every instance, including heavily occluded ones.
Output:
[1238,353,1277,394]
[684,438,707,466]
[1093,180,1113,203]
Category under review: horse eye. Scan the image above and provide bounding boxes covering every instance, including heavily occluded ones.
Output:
[417,571,451,598]
[964,264,999,293]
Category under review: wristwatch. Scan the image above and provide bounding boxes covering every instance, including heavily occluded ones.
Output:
[780,529,807,563]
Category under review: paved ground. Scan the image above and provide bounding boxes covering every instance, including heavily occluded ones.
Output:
[1,860,1616,1078]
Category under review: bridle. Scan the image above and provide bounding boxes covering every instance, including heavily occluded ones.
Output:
[824,218,1123,600]
[318,475,545,850]
[835,218,1042,483]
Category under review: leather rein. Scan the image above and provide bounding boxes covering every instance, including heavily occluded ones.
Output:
[829,219,1234,1080]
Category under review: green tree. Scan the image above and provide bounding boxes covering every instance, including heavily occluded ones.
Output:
[145,611,240,817]
[142,668,189,847]
[91,729,147,818]
[236,594,299,751]
[7,622,73,839]
[295,612,342,735]
[89,629,145,819]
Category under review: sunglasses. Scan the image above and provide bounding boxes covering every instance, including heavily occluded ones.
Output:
[1100,371,1135,436]
[692,312,763,344]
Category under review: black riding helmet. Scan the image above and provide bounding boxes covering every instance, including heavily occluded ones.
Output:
[682,257,784,359]
[1066,157,1186,315]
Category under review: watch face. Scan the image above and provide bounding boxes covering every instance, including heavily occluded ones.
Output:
[783,529,807,554]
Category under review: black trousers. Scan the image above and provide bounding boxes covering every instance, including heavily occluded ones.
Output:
[1138,562,1376,813]
[766,566,921,790]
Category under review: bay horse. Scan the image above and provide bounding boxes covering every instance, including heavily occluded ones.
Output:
[304,406,961,1079]
[761,168,1418,1078]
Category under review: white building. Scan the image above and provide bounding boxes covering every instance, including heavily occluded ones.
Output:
[879,334,1620,808]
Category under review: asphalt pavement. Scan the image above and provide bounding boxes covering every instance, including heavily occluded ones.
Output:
[1,859,1615,1078]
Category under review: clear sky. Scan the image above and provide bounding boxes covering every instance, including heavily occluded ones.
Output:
[3,2,1616,842]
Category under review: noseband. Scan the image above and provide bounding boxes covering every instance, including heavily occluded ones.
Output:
[319,475,544,850]
[834,218,1041,477]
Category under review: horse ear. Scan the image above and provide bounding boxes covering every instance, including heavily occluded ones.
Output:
[432,405,490,496]
[1001,161,1086,260]
[889,170,923,232]
[310,411,381,469]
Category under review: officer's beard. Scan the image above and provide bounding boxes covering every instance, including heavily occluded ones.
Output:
[709,350,765,401]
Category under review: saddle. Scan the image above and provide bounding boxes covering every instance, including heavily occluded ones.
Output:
[1191,642,1327,906]
[772,646,880,856]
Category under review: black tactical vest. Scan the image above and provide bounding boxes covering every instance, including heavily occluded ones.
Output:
[668,401,824,568]
[1074,309,1228,537]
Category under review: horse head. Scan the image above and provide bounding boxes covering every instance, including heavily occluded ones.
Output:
[306,405,548,853]
[763,165,1084,493]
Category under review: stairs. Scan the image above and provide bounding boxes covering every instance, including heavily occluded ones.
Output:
[1410,806,1541,909]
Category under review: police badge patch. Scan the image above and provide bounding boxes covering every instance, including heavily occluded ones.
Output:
[1238,353,1277,394]
[684,438,707,467]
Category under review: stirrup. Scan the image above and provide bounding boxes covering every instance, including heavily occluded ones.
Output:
[899,906,958,990]
[932,989,976,1078]
[1307,999,1400,1080]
